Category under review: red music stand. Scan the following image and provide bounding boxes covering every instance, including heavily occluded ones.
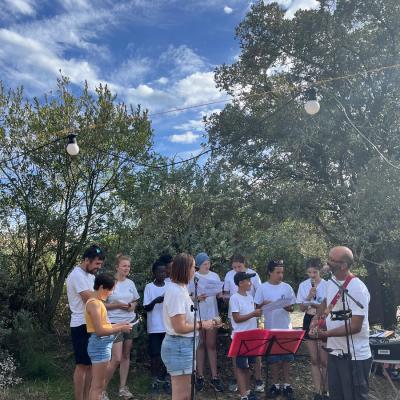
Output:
[228,329,305,389]
[228,329,305,358]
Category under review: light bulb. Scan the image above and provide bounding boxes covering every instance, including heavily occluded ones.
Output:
[304,100,320,115]
[66,134,79,156]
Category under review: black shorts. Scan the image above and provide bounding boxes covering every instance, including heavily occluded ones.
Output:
[71,324,91,365]
[303,313,314,339]
[148,332,166,357]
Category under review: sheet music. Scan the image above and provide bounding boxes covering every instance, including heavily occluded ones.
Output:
[263,297,296,312]
[188,277,224,297]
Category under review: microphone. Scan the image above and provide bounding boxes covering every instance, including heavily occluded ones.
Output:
[311,278,317,300]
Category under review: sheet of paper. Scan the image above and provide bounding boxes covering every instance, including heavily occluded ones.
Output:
[188,277,224,297]
[263,297,296,312]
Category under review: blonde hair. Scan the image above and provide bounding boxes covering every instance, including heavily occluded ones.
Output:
[115,254,131,269]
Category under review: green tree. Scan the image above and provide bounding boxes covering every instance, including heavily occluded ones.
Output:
[207,0,400,326]
[0,77,152,327]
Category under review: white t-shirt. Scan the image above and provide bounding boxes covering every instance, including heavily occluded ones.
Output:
[107,279,140,323]
[223,268,261,297]
[254,282,295,329]
[193,271,220,320]
[66,266,95,327]
[229,292,258,337]
[165,277,172,284]
[163,282,195,337]
[296,278,327,305]
[143,282,166,334]
[325,277,371,360]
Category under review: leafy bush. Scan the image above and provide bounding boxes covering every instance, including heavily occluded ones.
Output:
[0,349,22,389]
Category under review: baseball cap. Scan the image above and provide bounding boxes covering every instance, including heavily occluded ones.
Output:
[234,271,256,286]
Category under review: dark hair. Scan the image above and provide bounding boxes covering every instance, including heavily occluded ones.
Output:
[171,253,194,284]
[305,257,322,270]
[152,259,165,274]
[158,253,173,265]
[94,273,115,290]
[267,259,284,273]
[231,254,246,265]
[82,244,105,261]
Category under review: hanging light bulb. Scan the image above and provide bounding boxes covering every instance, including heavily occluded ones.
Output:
[304,87,320,115]
[66,133,79,156]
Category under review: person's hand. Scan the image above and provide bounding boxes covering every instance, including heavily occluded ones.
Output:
[262,300,272,306]
[118,303,130,310]
[253,309,263,318]
[308,287,317,300]
[155,296,164,304]
[201,320,215,330]
[284,305,294,312]
[120,323,132,333]
[198,294,207,302]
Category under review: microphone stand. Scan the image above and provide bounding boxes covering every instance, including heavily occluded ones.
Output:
[190,276,199,400]
[328,274,363,400]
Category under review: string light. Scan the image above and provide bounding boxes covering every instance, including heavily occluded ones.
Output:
[66,134,79,156]
[304,87,320,115]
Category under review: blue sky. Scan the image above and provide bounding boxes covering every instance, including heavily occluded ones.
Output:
[0,0,318,159]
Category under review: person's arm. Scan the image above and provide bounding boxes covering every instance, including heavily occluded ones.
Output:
[232,308,262,323]
[317,315,364,339]
[170,314,215,334]
[79,290,94,304]
[86,302,131,336]
[105,302,129,311]
[143,296,164,312]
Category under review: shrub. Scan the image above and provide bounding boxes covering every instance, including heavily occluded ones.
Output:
[0,349,22,389]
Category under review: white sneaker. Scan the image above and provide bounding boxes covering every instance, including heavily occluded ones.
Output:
[254,380,265,393]
[119,386,134,398]
[101,392,110,400]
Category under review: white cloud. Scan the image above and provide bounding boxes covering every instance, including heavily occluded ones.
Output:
[174,108,221,131]
[3,0,35,16]
[169,131,201,144]
[157,77,169,85]
[159,45,208,77]
[112,57,151,86]
[223,5,233,14]
[265,0,319,18]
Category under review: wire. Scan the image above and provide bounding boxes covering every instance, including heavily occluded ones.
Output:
[1,62,399,169]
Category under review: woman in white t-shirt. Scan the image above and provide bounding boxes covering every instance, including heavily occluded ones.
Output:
[104,255,139,399]
[296,258,328,400]
[192,252,224,392]
[161,253,216,400]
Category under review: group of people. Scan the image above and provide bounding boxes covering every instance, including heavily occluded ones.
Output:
[66,244,371,400]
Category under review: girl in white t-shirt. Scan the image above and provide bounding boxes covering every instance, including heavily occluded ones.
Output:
[296,258,328,399]
[161,253,217,400]
[193,252,224,393]
[104,255,139,399]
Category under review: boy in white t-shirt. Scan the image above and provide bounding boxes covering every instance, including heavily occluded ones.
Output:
[230,272,263,400]
[143,260,170,393]
[254,259,296,400]
[224,254,264,393]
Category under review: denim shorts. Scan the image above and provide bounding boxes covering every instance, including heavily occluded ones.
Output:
[236,355,256,369]
[266,354,295,364]
[161,334,198,376]
[87,333,116,364]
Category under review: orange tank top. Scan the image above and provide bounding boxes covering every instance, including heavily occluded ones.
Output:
[85,298,112,333]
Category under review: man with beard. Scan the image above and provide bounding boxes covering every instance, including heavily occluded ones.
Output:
[67,245,105,400]
[311,246,371,400]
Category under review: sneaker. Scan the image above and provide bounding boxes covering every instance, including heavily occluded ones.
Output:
[282,385,294,400]
[195,376,205,392]
[254,380,265,393]
[248,391,258,400]
[119,386,134,398]
[267,384,281,398]
[229,379,238,392]
[210,377,224,392]
[163,381,172,395]
[101,392,110,400]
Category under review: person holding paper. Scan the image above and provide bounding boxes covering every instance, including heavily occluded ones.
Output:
[193,252,224,393]
[254,259,296,400]
[104,255,139,399]
[296,258,328,400]
[229,271,263,400]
